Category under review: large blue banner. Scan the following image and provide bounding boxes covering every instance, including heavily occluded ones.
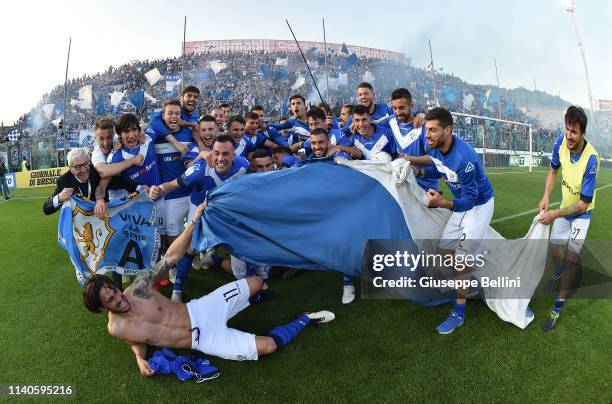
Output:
[58,191,160,286]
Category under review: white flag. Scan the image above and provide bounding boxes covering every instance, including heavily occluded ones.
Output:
[110,91,125,107]
[209,60,227,74]
[362,71,375,83]
[291,76,306,90]
[51,117,63,128]
[144,68,162,86]
[463,93,475,111]
[275,57,288,66]
[78,85,93,109]
[42,104,55,120]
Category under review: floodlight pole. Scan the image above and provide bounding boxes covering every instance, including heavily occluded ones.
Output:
[62,37,72,163]
[564,2,594,119]
[494,59,502,120]
[323,18,330,103]
[428,39,438,107]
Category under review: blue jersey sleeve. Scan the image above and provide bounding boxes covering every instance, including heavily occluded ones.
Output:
[245,138,255,154]
[550,134,563,169]
[378,116,392,128]
[331,117,340,130]
[451,160,479,212]
[177,161,207,189]
[270,119,293,131]
[144,127,159,143]
[341,116,353,136]
[183,142,200,162]
[148,112,171,137]
[580,155,598,202]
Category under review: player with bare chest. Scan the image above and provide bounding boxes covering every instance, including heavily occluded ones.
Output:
[83,202,334,376]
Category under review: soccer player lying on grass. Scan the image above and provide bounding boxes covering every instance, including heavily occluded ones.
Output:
[82,202,334,376]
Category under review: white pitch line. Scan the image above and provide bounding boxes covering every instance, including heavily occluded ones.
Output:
[0,196,47,205]
[492,183,612,224]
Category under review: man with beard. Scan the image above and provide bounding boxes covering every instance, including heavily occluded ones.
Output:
[380,88,437,192]
[406,108,495,334]
[82,201,334,375]
[537,106,599,331]
[150,134,249,303]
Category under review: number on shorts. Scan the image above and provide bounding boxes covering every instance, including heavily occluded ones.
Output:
[223,287,239,302]
[571,227,581,241]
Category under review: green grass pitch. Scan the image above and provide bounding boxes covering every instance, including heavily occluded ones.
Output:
[1,168,610,402]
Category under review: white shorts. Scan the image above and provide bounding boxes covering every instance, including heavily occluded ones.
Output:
[230,256,270,280]
[186,278,258,361]
[550,217,590,253]
[439,197,494,255]
[164,196,190,236]
[153,198,166,236]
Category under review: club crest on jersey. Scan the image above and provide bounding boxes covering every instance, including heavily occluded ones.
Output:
[465,162,474,173]
[72,206,115,273]
[589,165,597,175]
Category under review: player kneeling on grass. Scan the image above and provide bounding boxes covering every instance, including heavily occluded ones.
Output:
[537,106,599,332]
[82,202,334,375]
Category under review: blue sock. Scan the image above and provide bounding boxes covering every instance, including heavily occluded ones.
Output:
[173,254,194,292]
[268,314,311,349]
[453,303,466,318]
[211,253,223,265]
[552,266,564,278]
[246,263,256,278]
[343,274,352,286]
[553,298,565,313]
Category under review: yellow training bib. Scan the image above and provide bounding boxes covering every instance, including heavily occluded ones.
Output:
[559,137,598,211]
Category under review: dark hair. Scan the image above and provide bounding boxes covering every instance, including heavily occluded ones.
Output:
[181,85,200,96]
[162,99,182,114]
[341,104,354,113]
[425,107,454,128]
[391,88,412,103]
[311,127,329,138]
[564,105,587,134]
[83,274,116,313]
[114,113,140,135]
[352,105,370,116]
[289,94,306,104]
[199,114,216,124]
[250,105,264,112]
[272,145,292,155]
[94,117,114,132]
[214,133,236,146]
[357,82,373,91]
[244,112,260,121]
[251,148,271,160]
[227,115,245,127]
[318,102,333,116]
[219,103,231,109]
[307,106,327,122]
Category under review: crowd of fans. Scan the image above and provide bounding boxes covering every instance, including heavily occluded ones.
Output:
[6,47,610,160]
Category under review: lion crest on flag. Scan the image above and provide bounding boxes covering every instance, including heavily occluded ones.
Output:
[72,206,115,272]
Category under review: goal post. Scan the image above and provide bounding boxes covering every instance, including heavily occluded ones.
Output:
[450,112,538,172]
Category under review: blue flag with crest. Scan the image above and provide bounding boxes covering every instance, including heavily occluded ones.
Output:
[58,191,160,287]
